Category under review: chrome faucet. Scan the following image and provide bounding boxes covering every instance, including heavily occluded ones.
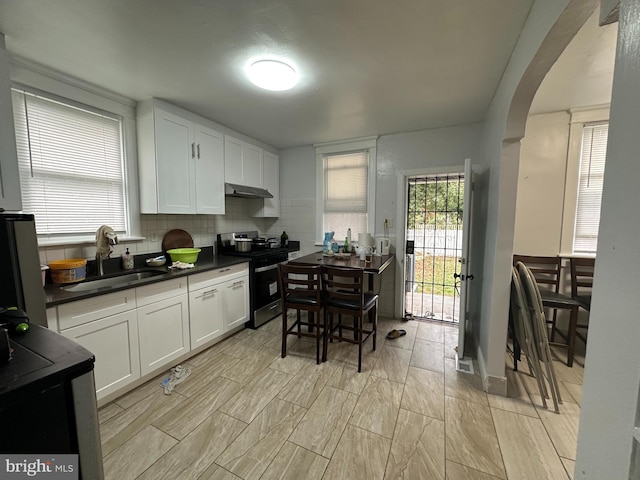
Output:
[95,225,118,276]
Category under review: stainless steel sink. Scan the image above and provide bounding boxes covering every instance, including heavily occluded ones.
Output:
[61,270,166,293]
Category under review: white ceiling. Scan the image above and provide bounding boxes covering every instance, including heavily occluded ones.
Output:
[0,2,616,150]
[0,0,538,149]
[530,11,617,114]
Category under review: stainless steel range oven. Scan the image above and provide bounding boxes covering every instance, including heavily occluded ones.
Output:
[217,231,291,329]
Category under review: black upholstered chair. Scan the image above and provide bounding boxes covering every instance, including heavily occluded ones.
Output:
[321,265,378,372]
[570,257,595,345]
[278,263,324,364]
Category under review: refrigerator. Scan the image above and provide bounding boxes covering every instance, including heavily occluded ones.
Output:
[0,213,47,326]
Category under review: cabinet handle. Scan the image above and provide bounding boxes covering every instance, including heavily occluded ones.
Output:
[231,281,244,288]
[197,144,201,159]
[219,268,231,273]
[191,143,195,158]
[196,288,217,299]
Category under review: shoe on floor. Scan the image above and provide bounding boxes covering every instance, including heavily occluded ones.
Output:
[386,329,407,339]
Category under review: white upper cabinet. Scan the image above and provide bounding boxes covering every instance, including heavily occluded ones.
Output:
[0,34,22,211]
[224,135,263,188]
[254,150,280,217]
[153,108,195,214]
[137,99,225,215]
[243,142,263,188]
[194,123,225,215]
[224,136,244,185]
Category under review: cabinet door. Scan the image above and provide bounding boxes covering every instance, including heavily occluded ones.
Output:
[262,151,280,217]
[154,108,196,214]
[0,37,21,211]
[195,124,225,215]
[224,135,244,185]
[61,310,140,400]
[137,294,190,376]
[189,285,224,349]
[222,276,249,331]
[243,143,263,188]
[58,289,136,330]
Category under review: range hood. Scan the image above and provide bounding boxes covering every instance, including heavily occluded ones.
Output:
[225,183,273,199]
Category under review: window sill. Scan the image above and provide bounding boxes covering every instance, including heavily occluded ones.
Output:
[558,252,597,258]
[38,236,146,248]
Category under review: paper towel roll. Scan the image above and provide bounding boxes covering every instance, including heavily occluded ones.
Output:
[358,233,372,247]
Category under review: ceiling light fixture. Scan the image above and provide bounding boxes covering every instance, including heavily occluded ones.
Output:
[247,59,298,91]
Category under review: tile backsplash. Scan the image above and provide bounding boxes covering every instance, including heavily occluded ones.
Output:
[38,194,395,316]
[38,196,318,263]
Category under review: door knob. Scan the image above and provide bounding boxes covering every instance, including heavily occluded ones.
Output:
[453,273,475,281]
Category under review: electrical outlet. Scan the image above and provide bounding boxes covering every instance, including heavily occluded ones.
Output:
[384,218,393,228]
[151,232,158,242]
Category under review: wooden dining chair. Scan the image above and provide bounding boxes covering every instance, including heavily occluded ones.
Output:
[278,263,324,364]
[321,265,378,372]
[512,255,581,366]
[570,257,595,344]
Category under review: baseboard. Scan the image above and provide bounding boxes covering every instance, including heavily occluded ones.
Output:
[476,344,508,396]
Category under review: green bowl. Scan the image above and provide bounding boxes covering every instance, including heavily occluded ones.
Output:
[166,248,201,264]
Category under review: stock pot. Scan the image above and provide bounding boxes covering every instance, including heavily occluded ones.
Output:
[235,238,252,252]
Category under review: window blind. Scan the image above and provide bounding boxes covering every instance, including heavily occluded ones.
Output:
[323,151,368,239]
[12,89,127,236]
[573,122,608,253]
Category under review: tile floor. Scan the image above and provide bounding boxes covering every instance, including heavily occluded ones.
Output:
[98,316,583,480]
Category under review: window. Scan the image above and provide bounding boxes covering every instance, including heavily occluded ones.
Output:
[12,88,127,237]
[573,122,608,253]
[560,106,609,255]
[315,137,377,243]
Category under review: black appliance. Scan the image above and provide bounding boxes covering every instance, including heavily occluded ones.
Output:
[0,213,47,326]
[217,231,290,329]
[0,324,104,479]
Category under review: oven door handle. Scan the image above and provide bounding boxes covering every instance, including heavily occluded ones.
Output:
[254,263,280,273]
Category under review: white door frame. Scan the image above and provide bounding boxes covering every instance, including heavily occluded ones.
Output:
[394,164,469,320]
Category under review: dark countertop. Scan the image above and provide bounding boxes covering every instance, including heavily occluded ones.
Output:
[44,246,249,307]
[1,324,94,398]
[290,251,395,275]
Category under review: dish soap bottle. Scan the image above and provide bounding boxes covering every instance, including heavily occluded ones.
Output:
[122,248,134,270]
[281,231,288,248]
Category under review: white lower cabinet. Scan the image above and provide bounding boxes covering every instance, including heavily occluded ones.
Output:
[188,263,249,342]
[137,279,189,376]
[189,283,224,349]
[55,264,248,401]
[137,295,189,376]
[222,276,249,331]
[61,309,140,400]
[58,290,139,401]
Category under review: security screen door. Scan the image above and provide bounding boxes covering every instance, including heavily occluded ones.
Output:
[404,159,473,359]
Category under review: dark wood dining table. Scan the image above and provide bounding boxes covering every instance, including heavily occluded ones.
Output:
[289,251,395,291]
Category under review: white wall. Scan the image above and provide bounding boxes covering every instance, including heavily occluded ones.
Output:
[513,111,570,255]
[376,123,483,233]
[474,0,597,392]
[277,125,484,318]
[576,0,640,476]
